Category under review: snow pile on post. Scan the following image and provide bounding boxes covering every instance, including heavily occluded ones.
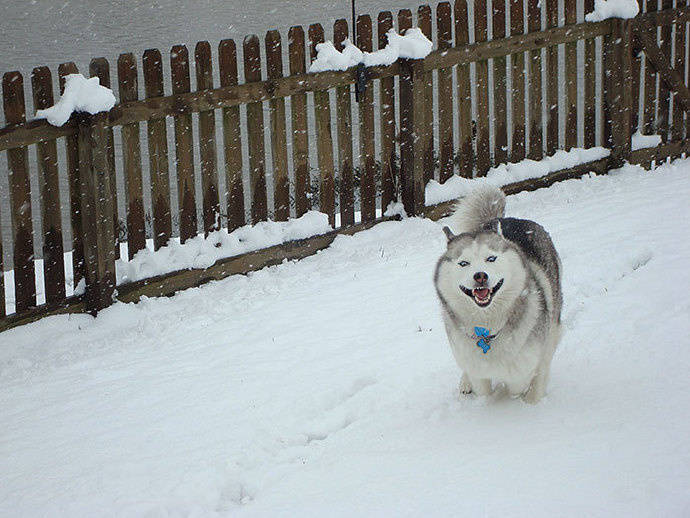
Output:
[116,211,332,285]
[585,0,639,22]
[425,147,611,205]
[631,131,662,150]
[309,28,432,73]
[35,73,116,126]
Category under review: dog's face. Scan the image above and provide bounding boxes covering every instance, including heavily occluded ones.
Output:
[435,229,527,321]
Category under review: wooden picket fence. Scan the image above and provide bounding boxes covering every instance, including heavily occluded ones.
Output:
[0,0,688,331]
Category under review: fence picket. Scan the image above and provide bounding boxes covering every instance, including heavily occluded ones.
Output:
[378,12,396,212]
[455,0,474,177]
[475,0,491,175]
[2,72,36,313]
[142,49,172,250]
[288,27,310,218]
[335,19,355,226]
[31,66,66,304]
[308,24,336,225]
[493,0,508,165]
[170,45,198,242]
[398,9,412,32]
[584,0,597,148]
[545,0,559,154]
[643,0,659,135]
[244,35,268,223]
[672,8,686,141]
[266,30,291,222]
[356,15,376,222]
[511,0,527,161]
[89,58,119,259]
[565,0,578,149]
[418,5,435,182]
[527,0,544,158]
[195,41,220,234]
[58,62,84,289]
[437,2,454,183]
[117,53,147,257]
[0,207,3,316]
[218,39,245,231]
[658,0,673,141]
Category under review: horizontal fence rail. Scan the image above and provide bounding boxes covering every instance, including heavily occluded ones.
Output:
[1,0,688,332]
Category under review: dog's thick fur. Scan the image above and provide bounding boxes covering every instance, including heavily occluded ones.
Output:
[434,185,562,403]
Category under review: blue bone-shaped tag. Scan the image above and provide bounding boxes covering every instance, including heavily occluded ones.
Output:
[474,326,492,353]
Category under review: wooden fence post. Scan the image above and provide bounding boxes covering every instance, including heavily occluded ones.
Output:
[399,58,425,216]
[77,112,116,315]
[604,19,633,168]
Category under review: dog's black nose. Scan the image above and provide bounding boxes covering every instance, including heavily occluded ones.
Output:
[474,271,488,285]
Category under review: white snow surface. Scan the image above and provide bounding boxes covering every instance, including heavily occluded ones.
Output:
[35,73,116,126]
[116,210,331,285]
[425,146,610,205]
[309,28,432,72]
[2,160,690,516]
[585,0,640,21]
[632,130,662,150]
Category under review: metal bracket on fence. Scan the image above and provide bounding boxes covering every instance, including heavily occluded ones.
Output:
[355,62,368,102]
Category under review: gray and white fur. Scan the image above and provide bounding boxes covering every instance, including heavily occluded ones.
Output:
[434,184,562,403]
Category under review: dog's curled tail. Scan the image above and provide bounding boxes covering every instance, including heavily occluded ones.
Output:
[449,183,506,234]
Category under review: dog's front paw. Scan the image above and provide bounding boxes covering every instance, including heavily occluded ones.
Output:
[459,373,473,396]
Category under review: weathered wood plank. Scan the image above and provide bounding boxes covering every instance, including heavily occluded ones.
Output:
[475,0,491,175]
[643,0,659,135]
[78,113,116,314]
[336,18,355,226]
[2,72,36,313]
[455,0,474,177]
[219,39,245,231]
[31,66,66,304]
[244,35,268,223]
[564,0,578,150]
[170,45,198,242]
[511,0,526,161]
[142,49,172,250]
[378,12,396,213]
[418,4,435,183]
[672,6,686,141]
[399,57,425,215]
[266,30,291,222]
[437,2,454,183]
[658,0,674,141]
[356,16,376,222]
[288,26,311,218]
[58,62,85,290]
[605,20,634,167]
[584,0,597,148]
[117,53,147,257]
[545,0,559,154]
[398,9,413,33]
[527,0,544,159]
[308,24,336,225]
[493,0,509,165]
[89,58,119,259]
[195,41,220,234]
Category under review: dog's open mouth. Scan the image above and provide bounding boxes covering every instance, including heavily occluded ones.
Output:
[460,279,504,307]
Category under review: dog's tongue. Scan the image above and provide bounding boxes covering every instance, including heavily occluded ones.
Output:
[474,288,490,299]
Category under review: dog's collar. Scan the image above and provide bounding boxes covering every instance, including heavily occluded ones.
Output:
[473,326,498,354]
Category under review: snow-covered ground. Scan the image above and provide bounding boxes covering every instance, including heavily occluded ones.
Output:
[2,159,690,516]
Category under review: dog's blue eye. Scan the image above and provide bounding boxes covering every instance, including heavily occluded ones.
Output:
[458,260,469,267]
[486,256,497,262]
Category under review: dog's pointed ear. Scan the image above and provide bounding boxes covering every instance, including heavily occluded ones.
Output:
[496,219,503,237]
[442,226,455,243]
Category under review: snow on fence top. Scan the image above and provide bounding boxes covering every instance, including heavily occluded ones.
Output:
[35,73,116,126]
[585,0,640,22]
[309,28,432,73]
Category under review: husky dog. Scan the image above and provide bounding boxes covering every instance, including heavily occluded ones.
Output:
[434,185,562,403]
